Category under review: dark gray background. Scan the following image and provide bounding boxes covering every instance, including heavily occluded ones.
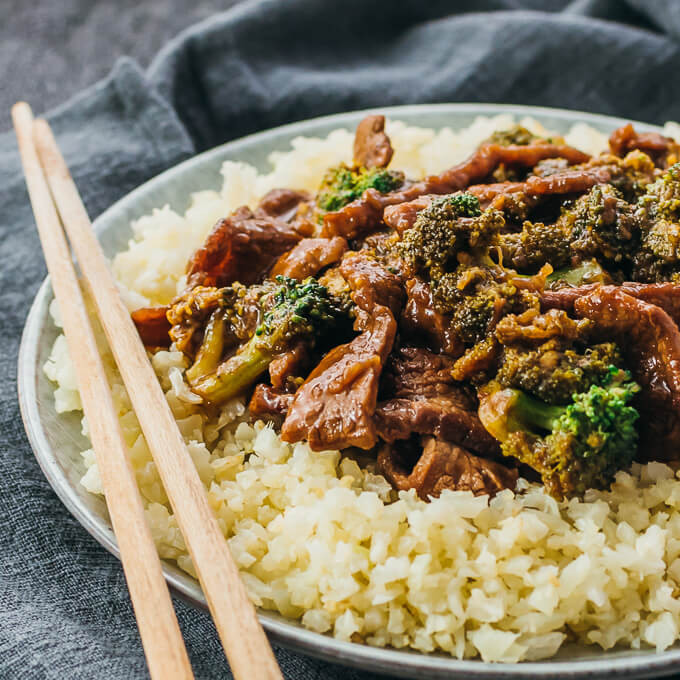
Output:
[0,0,663,133]
[0,0,242,130]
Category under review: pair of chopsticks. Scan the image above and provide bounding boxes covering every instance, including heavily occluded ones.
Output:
[12,103,283,680]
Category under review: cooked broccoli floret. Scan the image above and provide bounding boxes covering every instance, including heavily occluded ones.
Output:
[565,184,641,271]
[499,219,573,273]
[478,366,640,498]
[496,341,624,405]
[546,259,611,288]
[486,125,544,147]
[317,164,403,212]
[633,163,680,282]
[190,276,350,403]
[445,193,483,217]
[399,194,502,280]
[500,184,643,279]
[432,265,536,345]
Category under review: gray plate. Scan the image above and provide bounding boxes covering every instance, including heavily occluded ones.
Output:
[17,104,680,679]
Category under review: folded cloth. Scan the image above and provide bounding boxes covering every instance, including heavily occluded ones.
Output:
[2,1,680,678]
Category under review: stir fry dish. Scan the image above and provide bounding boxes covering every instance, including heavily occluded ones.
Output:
[132,115,680,501]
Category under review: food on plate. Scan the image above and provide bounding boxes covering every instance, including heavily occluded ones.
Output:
[45,112,680,661]
[132,114,680,502]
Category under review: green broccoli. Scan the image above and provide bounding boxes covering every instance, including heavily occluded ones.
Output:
[399,194,501,280]
[632,162,680,282]
[566,184,641,270]
[499,219,573,273]
[190,276,350,403]
[486,125,543,147]
[500,183,642,279]
[495,342,624,405]
[430,263,541,346]
[316,164,404,212]
[545,260,611,288]
[478,366,640,498]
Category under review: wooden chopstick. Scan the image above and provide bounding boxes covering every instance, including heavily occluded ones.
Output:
[12,102,194,680]
[29,115,284,680]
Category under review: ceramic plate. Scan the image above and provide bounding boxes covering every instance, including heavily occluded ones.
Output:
[17,104,680,679]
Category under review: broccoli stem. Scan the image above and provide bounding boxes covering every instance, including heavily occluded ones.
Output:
[185,310,226,384]
[511,390,565,433]
[546,260,609,287]
[186,275,350,405]
[479,385,563,441]
[192,340,273,403]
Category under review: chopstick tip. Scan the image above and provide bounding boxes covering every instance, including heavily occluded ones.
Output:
[11,101,33,122]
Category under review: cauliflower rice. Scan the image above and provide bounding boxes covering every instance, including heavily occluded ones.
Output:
[44,115,680,662]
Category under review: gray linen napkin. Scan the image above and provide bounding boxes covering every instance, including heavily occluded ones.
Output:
[2,1,680,678]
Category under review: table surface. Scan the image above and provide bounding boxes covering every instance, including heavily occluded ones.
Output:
[0,0,241,131]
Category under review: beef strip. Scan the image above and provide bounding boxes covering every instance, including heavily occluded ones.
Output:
[375,395,499,453]
[322,142,590,239]
[399,279,462,356]
[280,308,396,450]
[131,306,172,348]
[574,286,680,457]
[375,347,499,456]
[380,346,459,399]
[269,340,309,390]
[609,123,679,168]
[281,254,401,451]
[377,436,518,499]
[383,196,433,235]
[249,383,294,420]
[270,236,347,280]
[256,188,309,220]
[353,114,394,169]
[186,206,302,288]
[467,165,613,203]
[542,282,680,327]
[338,251,404,320]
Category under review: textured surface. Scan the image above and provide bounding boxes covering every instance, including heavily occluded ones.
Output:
[3,1,680,678]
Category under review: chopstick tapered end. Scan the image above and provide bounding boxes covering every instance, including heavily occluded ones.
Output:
[11,102,34,127]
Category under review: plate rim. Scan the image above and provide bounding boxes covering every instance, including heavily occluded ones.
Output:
[17,102,680,679]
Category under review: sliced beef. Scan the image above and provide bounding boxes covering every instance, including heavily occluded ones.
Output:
[322,142,590,239]
[400,279,462,356]
[339,251,404,320]
[375,395,499,455]
[574,287,680,458]
[269,340,309,390]
[621,283,680,327]
[281,254,401,451]
[131,306,172,348]
[468,165,613,202]
[375,347,499,456]
[377,436,518,499]
[249,384,294,420]
[383,196,432,235]
[353,114,394,169]
[186,206,302,288]
[541,283,602,313]
[270,236,347,280]
[542,282,680,327]
[256,188,309,220]
[280,307,396,450]
[609,123,679,168]
[380,346,458,399]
